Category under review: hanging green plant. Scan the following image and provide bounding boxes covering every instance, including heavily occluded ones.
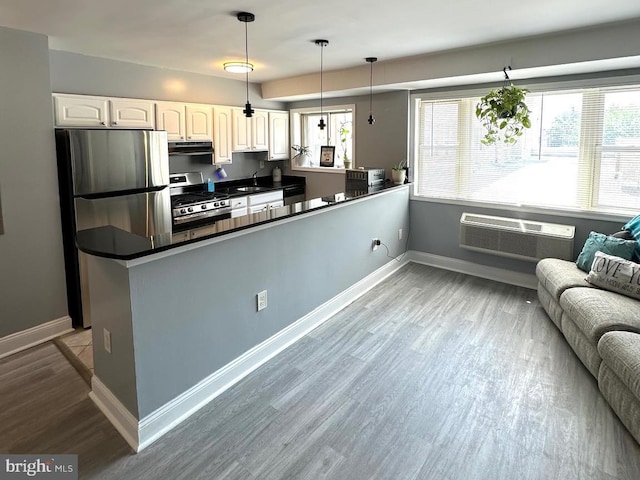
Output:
[476,82,532,145]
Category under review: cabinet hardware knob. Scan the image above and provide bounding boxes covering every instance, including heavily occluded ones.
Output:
[100,121,105,125]
[113,122,118,126]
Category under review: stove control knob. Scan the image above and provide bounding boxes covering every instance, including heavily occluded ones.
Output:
[214,202,219,207]
[187,207,194,213]
[180,208,187,214]
[220,200,227,206]
[201,204,207,210]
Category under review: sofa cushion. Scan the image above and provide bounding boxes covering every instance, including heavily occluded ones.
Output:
[537,282,563,330]
[598,363,640,445]
[559,287,640,343]
[598,331,640,401]
[536,258,591,301]
[586,251,640,300]
[575,231,637,272]
[561,313,602,378]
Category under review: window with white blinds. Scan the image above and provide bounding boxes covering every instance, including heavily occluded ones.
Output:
[415,85,640,215]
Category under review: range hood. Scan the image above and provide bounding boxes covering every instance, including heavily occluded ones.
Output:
[168,140,214,156]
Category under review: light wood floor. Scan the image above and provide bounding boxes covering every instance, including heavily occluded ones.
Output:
[2,263,640,479]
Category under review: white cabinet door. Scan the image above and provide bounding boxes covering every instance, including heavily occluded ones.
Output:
[109,99,155,129]
[252,109,269,151]
[53,94,108,127]
[156,103,186,141]
[185,104,213,141]
[268,111,289,160]
[232,108,252,151]
[213,106,233,164]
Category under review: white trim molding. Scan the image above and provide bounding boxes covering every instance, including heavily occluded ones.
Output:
[91,256,408,452]
[89,376,140,452]
[406,250,538,290]
[0,316,73,360]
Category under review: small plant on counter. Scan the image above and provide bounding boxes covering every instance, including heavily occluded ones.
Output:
[392,160,406,171]
[291,145,311,165]
[475,83,531,145]
[339,120,352,168]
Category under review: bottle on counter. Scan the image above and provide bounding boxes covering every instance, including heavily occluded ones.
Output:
[272,166,282,183]
[207,177,215,192]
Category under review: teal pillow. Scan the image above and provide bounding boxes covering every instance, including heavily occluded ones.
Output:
[623,215,640,260]
[575,231,637,272]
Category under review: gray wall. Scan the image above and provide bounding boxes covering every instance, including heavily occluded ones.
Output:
[49,50,286,110]
[0,27,68,337]
[284,91,410,199]
[409,200,626,275]
[92,188,410,417]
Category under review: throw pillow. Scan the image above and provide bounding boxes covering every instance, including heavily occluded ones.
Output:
[624,215,640,237]
[575,231,637,272]
[586,251,640,300]
[623,215,640,260]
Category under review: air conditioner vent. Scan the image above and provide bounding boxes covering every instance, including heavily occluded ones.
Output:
[460,212,575,262]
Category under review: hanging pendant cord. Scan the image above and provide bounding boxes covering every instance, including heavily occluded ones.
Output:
[369,62,373,115]
[320,44,324,119]
[245,21,250,103]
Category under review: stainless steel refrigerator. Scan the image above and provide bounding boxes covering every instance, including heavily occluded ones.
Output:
[56,129,171,327]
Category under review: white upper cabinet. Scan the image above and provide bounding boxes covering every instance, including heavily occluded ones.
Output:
[232,108,252,151]
[185,104,213,141]
[268,111,289,160]
[53,94,154,128]
[155,102,186,141]
[213,106,233,164]
[54,94,109,127]
[252,110,269,151]
[232,108,270,152]
[109,99,155,129]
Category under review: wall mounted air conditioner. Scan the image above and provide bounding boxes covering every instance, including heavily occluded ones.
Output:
[459,213,575,262]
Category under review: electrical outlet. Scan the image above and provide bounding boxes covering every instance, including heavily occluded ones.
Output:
[398,228,403,240]
[103,328,112,353]
[257,290,268,311]
[372,238,380,251]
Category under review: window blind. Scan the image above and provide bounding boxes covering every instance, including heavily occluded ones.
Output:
[415,85,640,215]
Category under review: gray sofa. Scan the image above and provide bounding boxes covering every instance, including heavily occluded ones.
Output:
[536,258,640,443]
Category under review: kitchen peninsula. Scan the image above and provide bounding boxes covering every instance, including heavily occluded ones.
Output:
[83,184,410,451]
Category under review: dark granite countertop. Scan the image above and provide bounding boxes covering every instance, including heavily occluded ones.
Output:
[76,183,410,261]
[215,175,305,197]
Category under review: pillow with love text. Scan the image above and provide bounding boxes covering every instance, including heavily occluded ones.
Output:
[586,251,640,300]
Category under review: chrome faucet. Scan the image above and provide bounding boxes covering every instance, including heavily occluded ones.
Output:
[252,171,258,186]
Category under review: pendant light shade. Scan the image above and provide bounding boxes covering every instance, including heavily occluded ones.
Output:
[236,12,255,118]
[315,39,329,130]
[366,57,377,125]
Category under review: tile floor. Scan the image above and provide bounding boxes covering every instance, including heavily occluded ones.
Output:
[58,328,94,375]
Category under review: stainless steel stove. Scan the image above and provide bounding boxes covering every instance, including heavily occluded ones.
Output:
[170,172,231,230]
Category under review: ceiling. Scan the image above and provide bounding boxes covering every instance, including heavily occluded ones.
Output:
[2,0,640,84]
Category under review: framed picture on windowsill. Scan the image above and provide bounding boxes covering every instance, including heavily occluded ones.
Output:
[320,146,335,167]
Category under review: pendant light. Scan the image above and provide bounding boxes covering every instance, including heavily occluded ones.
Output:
[315,39,329,130]
[236,12,255,118]
[365,57,377,125]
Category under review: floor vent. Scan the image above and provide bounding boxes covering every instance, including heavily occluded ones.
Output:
[460,213,575,262]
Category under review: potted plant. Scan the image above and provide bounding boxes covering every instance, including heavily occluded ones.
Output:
[291,145,311,166]
[475,83,532,145]
[391,160,407,185]
[339,121,352,169]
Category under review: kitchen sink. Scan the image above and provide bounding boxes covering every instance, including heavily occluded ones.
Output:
[236,186,270,193]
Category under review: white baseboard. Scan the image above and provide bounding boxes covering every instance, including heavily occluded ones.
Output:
[0,316,73,360]
[406,250,538,290]
[93,257,409,452]
[89,376,140,452]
